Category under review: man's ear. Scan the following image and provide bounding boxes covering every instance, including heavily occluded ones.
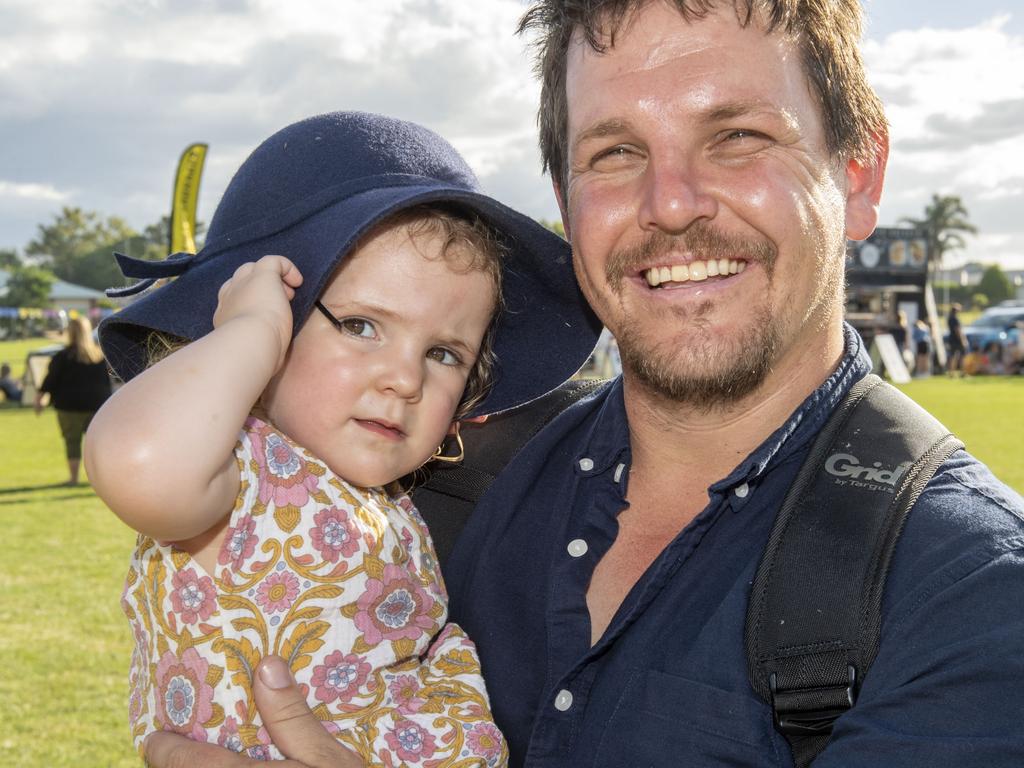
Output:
[553,179,572,241]
[844,131,889,241]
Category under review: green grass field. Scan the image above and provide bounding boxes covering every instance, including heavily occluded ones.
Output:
[0,336,1020,767]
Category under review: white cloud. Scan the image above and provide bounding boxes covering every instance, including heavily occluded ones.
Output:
[0,181,68,201]
[0,0,553,252]
[866,15,1024,269]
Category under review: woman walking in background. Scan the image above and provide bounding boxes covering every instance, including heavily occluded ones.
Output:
[35,316,113,485]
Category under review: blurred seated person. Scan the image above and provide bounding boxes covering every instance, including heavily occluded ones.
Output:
[0,362,23,403]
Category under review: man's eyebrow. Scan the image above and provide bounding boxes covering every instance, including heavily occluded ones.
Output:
[703,101,780,123]
[572,118,633,151]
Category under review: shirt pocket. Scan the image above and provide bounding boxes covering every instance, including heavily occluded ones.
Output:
[593,669,782,768]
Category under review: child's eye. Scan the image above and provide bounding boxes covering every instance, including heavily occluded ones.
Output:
[340,318,376,339]
[427,347,462,366]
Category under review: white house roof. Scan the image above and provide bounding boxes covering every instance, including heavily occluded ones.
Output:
[0,268,106,302]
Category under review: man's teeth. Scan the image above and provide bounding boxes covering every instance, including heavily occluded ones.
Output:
[645,259,746,286]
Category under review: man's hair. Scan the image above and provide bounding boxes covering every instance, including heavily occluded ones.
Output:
[518,0,888,190]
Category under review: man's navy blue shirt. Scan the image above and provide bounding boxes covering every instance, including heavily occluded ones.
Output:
[445,329,1024,767]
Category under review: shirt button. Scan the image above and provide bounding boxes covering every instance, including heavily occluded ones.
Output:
[734,482,750,499]
[554,689,574,711]
[578,457,594,471]
[567,539,588,558]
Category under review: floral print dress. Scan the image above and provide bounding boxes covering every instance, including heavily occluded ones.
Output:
[122,416,507,766]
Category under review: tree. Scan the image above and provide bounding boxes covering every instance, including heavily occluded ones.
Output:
[143,215,207,253]
[977,264,1013,306]
[538,218,566,239]
[0,249,20,269]
[25,207,138,289]
[900,194,977,270]
[2,265,54,308]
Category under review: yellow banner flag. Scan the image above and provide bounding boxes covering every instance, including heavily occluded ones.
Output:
[169,143,208,254]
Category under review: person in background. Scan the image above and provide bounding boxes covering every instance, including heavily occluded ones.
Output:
[946,302,968,375]
[34,315,112,485]
[0,362,22,403]
[912,318,932,377]
[892,310,912,370]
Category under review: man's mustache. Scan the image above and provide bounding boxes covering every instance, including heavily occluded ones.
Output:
[606,223,777,290]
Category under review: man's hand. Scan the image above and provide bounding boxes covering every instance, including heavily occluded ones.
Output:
[144,655,364,768]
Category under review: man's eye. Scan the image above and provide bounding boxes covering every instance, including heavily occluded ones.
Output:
[340,318,376,338]
[427,347,462,366]
[590,145,637,169]
[721,129,771,145]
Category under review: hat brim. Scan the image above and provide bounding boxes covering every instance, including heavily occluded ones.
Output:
[100,182,602,417]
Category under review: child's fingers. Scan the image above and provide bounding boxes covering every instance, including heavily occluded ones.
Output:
[255,255,304,292]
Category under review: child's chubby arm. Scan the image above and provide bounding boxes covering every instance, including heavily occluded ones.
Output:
[86,256,303,542]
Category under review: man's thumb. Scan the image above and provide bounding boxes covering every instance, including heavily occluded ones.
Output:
[254,655,364,767]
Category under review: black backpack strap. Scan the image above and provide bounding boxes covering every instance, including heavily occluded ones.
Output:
[412,378,607,568]
[745,374,964,767]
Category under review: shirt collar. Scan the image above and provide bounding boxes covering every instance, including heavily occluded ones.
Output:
[573,324,872,492]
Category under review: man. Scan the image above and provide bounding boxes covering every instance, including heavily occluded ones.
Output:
[148,2,1024,766]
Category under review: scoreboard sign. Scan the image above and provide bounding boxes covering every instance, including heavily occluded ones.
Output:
[847,227,929,274]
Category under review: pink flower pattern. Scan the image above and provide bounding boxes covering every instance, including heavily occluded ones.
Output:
[124,417,506,765]
[219,514,257,568]
[154,648,215,741]
[467,722,506,763]
[249,419,321,509]
[255,571,300,614]
[169,567,216,624]
[310,506,361,562]
[384,719,437,763]
[310,651,371,704]
[217,716,245,753]
[388,674,427,714]
[354,563,437,646]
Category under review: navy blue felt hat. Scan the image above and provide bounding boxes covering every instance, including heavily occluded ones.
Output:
[99,111,601,416]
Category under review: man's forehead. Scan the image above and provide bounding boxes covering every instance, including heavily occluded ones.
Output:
[565,4,798,98]
[565,2,796,65]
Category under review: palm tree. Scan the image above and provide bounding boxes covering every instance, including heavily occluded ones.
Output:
[900,193,977,275]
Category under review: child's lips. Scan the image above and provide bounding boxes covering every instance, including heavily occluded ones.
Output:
[355,418,405,440]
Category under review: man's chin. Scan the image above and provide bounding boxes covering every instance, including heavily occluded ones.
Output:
[619,326,779,409]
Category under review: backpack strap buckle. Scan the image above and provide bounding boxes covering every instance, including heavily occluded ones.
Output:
[770,665,856,737]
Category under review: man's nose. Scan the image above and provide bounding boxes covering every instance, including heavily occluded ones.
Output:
[638,154,718,235]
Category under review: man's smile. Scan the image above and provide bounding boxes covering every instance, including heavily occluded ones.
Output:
[643,258,749,286]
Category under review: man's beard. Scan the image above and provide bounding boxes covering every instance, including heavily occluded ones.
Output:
[606,223,782,409]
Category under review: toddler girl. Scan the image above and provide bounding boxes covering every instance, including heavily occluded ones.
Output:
[86,111,599,765]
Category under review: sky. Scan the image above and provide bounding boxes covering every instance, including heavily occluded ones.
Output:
[2,0,1023,271]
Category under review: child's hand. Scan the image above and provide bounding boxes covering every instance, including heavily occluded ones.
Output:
[214,256,304,371]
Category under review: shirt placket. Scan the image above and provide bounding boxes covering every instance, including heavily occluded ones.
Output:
[526,451,627,764]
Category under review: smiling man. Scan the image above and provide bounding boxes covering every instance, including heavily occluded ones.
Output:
[146,2,1024,768]
[450,2,1024,765]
